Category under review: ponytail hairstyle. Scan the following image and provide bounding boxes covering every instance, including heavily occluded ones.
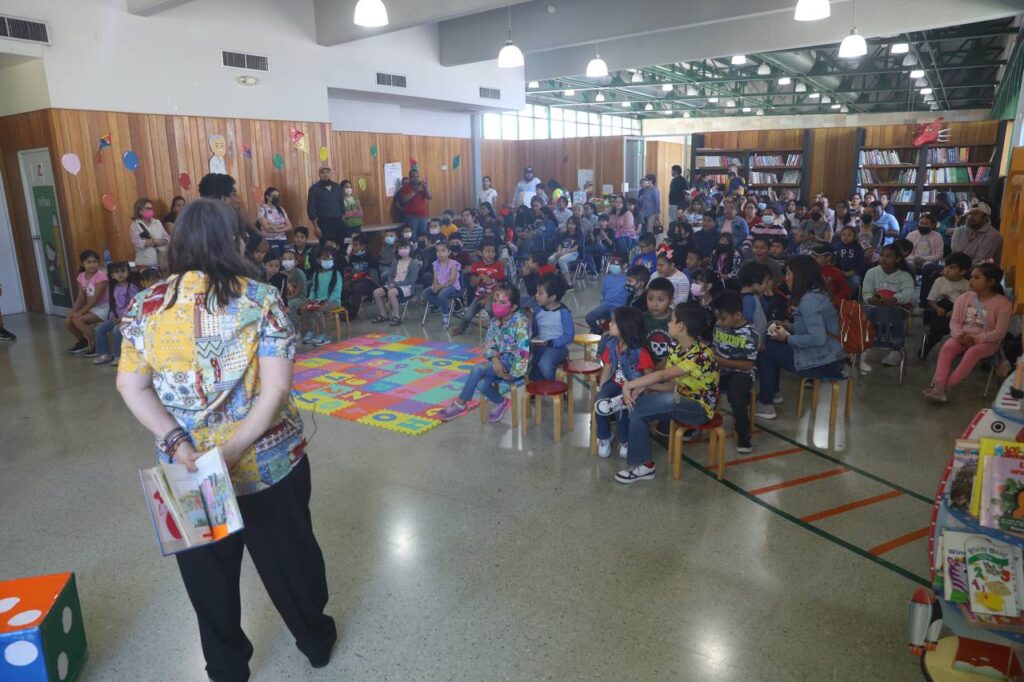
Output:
[611,306,646,350]
[263,186,284,216]
[672,301,715,343]
[973,263,1006,296]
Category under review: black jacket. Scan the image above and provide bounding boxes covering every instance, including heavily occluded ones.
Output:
[668,175,689,205]
[306,180,344,221]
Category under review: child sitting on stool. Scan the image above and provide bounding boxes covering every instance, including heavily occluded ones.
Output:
[585,252,629,334]
[530,276,574,380]
[711,291,760,454]
[594,306,656,458]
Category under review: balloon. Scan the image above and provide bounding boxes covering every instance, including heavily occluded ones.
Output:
[358,177,367,191]
[102,193,116,212]
[122,150,139,172]
[370,144,377,158]
[61,153,81,176]
[273,153,284,170]
[319,146,329,162]
[178,172,191,191]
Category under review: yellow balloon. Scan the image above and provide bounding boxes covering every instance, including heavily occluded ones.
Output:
[319,146,329,162]
[358,177,367,191]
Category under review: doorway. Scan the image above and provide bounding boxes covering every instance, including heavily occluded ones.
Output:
[18,148,73,316]
[623,137,645,199]
[0,165,26,315]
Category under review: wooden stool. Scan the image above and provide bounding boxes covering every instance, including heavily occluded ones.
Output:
[796,375,853,429]
[559,359,603,455]
[331,306,350,339]
[478,380,521,428]
[668,414,727,480]
[572,333,601,362]
[522,380,571,442]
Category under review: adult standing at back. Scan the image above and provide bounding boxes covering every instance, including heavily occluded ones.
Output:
[951,203,1002,264]
[163,195,186,237]
[668,165,689,218]
[637,174,661,231]
[129,197,171,271]
[117,198,336,681]
[396,168,431,238]
[257,186,292,251]
[307,166,344,245]
[513,166,542,208]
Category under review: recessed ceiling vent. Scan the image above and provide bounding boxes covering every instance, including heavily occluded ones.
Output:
[480,87,501,100]
[0,15,50,44]
[376,72,408,88]
[222,51,269,72]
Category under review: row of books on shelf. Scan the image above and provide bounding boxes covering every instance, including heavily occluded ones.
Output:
[926,167,991,184]
[858,168,917,184]
[748,171,801,184]
[926,147,993,165]
[750,154,801,168]
[701,174,730,185]
[859,149,913,165]
[889,188,917,203]
[695,155,742,168]
[758,188,801,201]
[922,190,977,203]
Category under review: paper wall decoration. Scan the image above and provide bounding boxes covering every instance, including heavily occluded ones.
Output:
[358,177,367,191]
[290,127,308,154]
[370,144,378,158]
[319,146,329,162]
[60,153,81,175]
[452,154,461,170]
[242,144,253,160]
[208,134,227,174]
[95,134,112,163]
[273,153,284,170]
[178,172,191,191]
[101,193,116,212]
[122,151,139,172]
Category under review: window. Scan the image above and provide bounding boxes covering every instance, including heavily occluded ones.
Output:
[483,113,501,139]
[501,113,518,140]
[481,105,640,140]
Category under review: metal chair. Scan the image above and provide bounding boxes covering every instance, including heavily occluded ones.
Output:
[863,305,911,384]
[570,259,589,289]
[421,294,465,329]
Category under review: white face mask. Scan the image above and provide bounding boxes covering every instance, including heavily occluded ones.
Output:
[282,260,296,271]
[344,187,353,196]
[762,215,775,225]
[320,260,334,270]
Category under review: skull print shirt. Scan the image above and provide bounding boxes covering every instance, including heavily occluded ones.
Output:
[643,312,674,365]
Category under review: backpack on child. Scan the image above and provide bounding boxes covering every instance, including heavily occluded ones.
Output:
[832,299,876,354]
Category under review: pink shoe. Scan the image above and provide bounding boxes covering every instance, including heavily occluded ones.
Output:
[488,398,510,423]
[440,401,469,421]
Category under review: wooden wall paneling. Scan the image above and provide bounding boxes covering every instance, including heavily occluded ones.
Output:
[809,127,858,205]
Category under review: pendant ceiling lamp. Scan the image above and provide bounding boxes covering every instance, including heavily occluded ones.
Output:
[354,0,389,27]
[837,2,867,59]
[497,7,524,68]
[586,44,609,78]
[794,0,830,21]
[595,92,605,102]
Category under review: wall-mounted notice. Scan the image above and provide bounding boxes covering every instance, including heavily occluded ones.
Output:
[384,162,403,197]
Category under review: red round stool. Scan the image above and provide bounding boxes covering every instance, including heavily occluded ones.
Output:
[668,413,726,481]
[522,380,570,442]
[559,359,603,455]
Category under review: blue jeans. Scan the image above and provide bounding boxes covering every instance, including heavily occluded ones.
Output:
[756,340,846,404]
[615,236,638,254]
[550,252,579,274]
[459,362,506,404]
[95,319,123,357]
[406,216,429,240]
[626,390,710,466]
[531,345,568,380]
[595,381,629,442]
[586,304,614,334]
[844,275,862,301]
[424,285,461,314]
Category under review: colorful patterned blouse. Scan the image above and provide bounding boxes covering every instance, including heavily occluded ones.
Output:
[119,271,304,496]
[667,340,719,419]
[483,309,531,379]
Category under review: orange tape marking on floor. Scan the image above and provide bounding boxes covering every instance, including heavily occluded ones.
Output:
[801,490,904,523]
[748,467,849,496]
[725,447,803,468]
[869,527,931,556]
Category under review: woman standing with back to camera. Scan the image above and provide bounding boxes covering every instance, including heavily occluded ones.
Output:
[116,198,336,682]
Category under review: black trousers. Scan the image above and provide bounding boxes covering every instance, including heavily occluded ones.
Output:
[176,456,335,682]
[720,371,754,447]
[317,216,346,245]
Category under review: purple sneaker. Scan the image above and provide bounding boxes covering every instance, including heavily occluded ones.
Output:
[440,401,469,422]
[488,398,510,423]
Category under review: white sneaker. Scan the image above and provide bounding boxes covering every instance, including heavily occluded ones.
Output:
[302,331,315,345]
[615,462,655,484]
[736,444,753,454]
[755,403,777,420]
[772,392,784,405]
[858,357,872,372]
[595,394,625,417]
[882,350,902,367]
[597,439,612,458]
[618,443,629,458]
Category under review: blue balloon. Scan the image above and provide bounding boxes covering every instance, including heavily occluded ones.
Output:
[122,150,139,172]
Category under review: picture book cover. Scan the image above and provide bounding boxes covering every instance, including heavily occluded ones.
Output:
[966,538,1020,618]
[980,456,1024,535]
[949,442,980,510]
[942,531,971,603]
[970,439,1024,518]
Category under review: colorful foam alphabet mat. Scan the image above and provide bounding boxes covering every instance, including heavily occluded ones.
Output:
[291,333,485,436]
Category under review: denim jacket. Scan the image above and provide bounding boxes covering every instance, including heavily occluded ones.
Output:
[787,290,846,371]
[606,343,648,383]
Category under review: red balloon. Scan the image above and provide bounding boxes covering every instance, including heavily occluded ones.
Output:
[178,172,191,191]
[102,193,116,213]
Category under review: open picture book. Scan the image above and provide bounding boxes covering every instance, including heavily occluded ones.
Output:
[139,448,243,555]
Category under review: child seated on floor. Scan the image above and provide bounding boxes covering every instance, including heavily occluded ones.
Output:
[593,306,656,458]
[371,239,420,325]
[807,244,852,304]
[302,247,343,347]
[924,263,1012,404]
[655,248,691,305]
[452,241,506,335]
[530,276,575,380]
[919,252,972,360]
[626,265,651,312]
[735,261,771,344]
[631,233,658,275]
[711,291,760,454]
[859,243,916,371]
[711,233,740,277]
[281,248,307,336]
[643,277,675,367]
[440,284,531,422]
[585,252,629,334]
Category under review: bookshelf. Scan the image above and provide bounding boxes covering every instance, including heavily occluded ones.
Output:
[689,131,812,201]
[689,137,747,188]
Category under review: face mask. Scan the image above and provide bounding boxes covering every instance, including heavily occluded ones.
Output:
[270,197,280,206]
[624,284,636,296]
[320,260,334,270]
[385,236,396,245]
[918,225,932,234]
[491,302,512,318]
[690,282,704,298]
[429,227,441,235]
[607,264,622,275]
[353,249,365,256]
[282,260,296,271]
[141,209,154,220]
[810,212,823,221]
[956,206,967,215]
[398,248,411,257]
[402,232,412,240]
[344,187,353,195]
[757,202,767,211]
[450,244,461,253]
[319,179,331,186]
[762,215,775,225]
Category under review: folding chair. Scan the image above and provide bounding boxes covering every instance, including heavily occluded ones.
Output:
[421,293,465,329]
[863,305,911,384]
[570,259,589,289]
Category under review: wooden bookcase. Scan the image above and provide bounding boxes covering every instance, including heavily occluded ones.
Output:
[689,130,812,200]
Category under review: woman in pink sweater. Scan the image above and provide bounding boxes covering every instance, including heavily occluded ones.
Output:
[924,263,1013,402]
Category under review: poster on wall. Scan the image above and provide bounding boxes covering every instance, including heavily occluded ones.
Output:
[32,185,73,308]
[384,162,403,198]
[577,168,594,190]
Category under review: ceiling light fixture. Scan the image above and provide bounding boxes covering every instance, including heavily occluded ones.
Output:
[914,78,927,88]
[236,75,259,86]
[830,103,841,109]
[756,108,765,115]
[683,111,691,118]
[662,83,674,92]
[794,82,807,93]
[564,89,575,96]
[685,86,698,96]
[902,54,918,67]
[840,105,849,112]
[923,93,935,102]
[757,63,771,76]
[890,42,909,54]
[527,81,539,89]
[731,55,747,66]
[778,76,792,86]
[809,92,821,98]
[586,44,609,78]
[821,95,832,104]
[645,102,654,111]
[631,71,645,83]
[595,92,605,102]
[708,96,719,104]
[726,98,737,107]
[620,100,631,107]
[929,102,940,110]
[838,3,867,59]
[496,7,524,68]
[910,69,925,79]
[661,109,672,114]
[354,0,389,27]
[794,0,830,21]
[741,106,752,113]
[920,87,933,95]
